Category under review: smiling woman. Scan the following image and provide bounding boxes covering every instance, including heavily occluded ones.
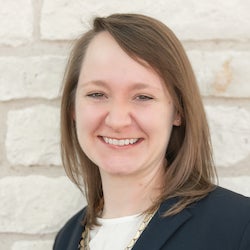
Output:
[54,13,250,250]
[74,31,177,180]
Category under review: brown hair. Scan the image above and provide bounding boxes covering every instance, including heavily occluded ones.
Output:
[60,13,217,227]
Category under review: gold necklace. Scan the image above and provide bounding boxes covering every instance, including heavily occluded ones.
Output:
[78,209,157,250]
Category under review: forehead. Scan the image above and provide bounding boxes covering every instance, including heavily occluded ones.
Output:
[82,31,145,72]
[79,32,167,91]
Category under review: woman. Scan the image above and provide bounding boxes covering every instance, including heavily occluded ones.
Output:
[53,14,250,250]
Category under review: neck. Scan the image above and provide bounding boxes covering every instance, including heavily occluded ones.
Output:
[99,167,164,218]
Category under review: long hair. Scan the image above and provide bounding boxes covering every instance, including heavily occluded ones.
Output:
[60,13,217,227]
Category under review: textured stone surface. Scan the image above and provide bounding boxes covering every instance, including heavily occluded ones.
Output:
[6,105,61,166]
[219,176,250,197]
[11,240,53,250]
[0,0,249,248]
[0,176,85,234]
[41,0,250,40]
[0,0,33,46]
[205,105,250,167]
[0,56,65,101]
[188,51,250,97]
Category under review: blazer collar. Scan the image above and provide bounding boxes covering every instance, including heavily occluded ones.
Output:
[132,198,192,250]
[68,198,192,250]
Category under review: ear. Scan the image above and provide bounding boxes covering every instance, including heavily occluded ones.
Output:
[173,112,181,126]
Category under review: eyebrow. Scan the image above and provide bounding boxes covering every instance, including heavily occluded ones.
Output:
[79,80,107,88]
[79,80,162,91]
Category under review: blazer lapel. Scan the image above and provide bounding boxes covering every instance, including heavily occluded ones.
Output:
[67,208,86,250]
[132,198,192,250]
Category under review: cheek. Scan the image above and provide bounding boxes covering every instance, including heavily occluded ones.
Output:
[74,107,100,156]
[75,103,106,135]
[135,106,175,131]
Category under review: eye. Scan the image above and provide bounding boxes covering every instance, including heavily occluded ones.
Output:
[86,92,106,99]
[135,95,153,101]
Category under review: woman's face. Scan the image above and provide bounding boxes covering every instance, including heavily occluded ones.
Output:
[74,32,179,178]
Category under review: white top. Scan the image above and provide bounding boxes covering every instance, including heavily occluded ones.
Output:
[89,213,145,250]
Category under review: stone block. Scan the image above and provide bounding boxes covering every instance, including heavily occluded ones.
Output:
[0,176,85,234]
[6,105,61,166]
[188,51,250,98]
[205,105,250,167]
[11,240,53,250]
[0,56,65,101]
[0,0,33,46]
[40,0,250,40]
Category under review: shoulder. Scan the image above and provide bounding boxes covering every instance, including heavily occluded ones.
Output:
[53,207,86,250]
[153,187,250,249]
[189,186,250,234]
[199,186,250,212]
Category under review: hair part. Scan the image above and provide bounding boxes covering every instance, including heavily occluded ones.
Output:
[60,13,217,227]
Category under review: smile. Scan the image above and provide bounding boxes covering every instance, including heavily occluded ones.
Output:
[102,137,139,146]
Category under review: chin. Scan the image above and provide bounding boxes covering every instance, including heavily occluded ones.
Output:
[99,163,139,177]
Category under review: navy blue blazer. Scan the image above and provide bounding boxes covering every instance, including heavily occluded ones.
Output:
[53,186,250,250]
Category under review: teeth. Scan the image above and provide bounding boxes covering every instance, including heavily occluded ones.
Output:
[103,137,139,146]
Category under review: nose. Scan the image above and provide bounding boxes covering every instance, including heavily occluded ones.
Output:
[105,101,132,130]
